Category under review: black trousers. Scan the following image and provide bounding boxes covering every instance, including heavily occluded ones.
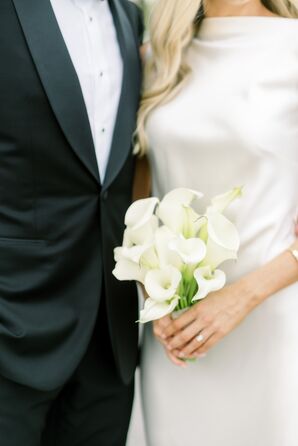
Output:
[0,297,134,446]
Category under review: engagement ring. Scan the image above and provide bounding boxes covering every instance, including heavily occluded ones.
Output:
[196,334,204,343]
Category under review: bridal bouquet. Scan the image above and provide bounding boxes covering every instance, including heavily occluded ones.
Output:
[113,187,242,323]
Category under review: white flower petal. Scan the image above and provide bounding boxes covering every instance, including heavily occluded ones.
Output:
[156,202,185,234]
[114,247,123,262]
[154,226,183,269]
[158,204,202,237]
[140,245,160,269]
[115,244,151,263]
[125,197,159,230]
[123,216,158,247]
[192,267,226,301]
[207,211,240,251]
[144,266,182,302]
[183,207,205,239]
[195,215,208,234]
[161,188,203,207]
[210,187,243,213]
[139,296,179,323]
[112,258,146,283]
[169,236,207,265]
[157,188,203,235]
[202,237,238,269]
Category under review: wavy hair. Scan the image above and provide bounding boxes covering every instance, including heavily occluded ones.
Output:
[135,0,298,155]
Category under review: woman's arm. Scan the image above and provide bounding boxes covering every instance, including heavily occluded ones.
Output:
[245,241,298,307]
[153,239,298,363]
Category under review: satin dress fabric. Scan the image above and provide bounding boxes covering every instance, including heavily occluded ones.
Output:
[141,17,298,446]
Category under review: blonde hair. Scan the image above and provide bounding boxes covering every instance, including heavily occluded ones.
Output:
[135,0,298,155]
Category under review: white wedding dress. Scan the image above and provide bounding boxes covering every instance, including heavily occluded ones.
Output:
[141,17,298,446]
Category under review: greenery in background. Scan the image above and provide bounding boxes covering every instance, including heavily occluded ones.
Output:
[131,0,157,41]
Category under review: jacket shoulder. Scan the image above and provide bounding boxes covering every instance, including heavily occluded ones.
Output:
[121,0,144,44]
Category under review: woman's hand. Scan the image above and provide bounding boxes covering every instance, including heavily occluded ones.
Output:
[151,238,298,363]
[143,285,186,367]
[153,316,188,368]
[159,279,260,360]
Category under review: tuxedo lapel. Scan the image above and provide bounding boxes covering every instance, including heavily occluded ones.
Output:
[12,0,100,184]
[103,0,141,190]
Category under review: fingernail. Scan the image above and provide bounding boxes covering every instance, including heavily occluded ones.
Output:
[197,353,207,359]
[161,334,166,340]
[179,352,185,358]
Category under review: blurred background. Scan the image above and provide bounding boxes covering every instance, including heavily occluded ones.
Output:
[131,0,156,41]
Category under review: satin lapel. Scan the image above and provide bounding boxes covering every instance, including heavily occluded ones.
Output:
[103,0,141,190]
[12,0,100,184]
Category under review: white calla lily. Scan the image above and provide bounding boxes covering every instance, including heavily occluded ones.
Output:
[113,185,243,323]
[154,226,183,269]
[114,244,150,264]
[157,188,203,237]
[169,236,207,265]
[200,210,240,269]
[161,188,203,206]
[192,266,226,301]
[112,258,146,283]
[140,245,159,270]
[125,197,159,230]
[183,207,206,239]
[139,296,179,323]
[209,186,243,213]
[157,201,185,234]
[114,246,123,263]
[139,227,183,270]
[123,216,158,247]
[203,237,238,270]
[207,211,240,251]
[144,265,182,302]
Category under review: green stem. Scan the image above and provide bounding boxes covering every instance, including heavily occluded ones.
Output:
[187,277,198,305]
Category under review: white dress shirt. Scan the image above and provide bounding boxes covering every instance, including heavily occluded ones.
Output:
[50,0,123,182]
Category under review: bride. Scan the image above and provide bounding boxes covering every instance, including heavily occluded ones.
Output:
[135,1,298,445]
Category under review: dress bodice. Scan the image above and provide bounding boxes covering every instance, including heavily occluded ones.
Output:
[147,17,298,280]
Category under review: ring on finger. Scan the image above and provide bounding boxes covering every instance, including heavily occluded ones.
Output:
[196,333,204,343]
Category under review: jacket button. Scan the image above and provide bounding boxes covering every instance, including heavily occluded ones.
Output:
[102,190,108,201]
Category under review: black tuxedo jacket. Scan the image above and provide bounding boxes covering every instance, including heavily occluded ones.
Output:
[0,0,143,391]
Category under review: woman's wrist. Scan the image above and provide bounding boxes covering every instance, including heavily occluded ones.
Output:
[288,247,298,262]
[240,244,298,309]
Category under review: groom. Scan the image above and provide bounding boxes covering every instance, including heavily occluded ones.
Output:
[0,0,143,444]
